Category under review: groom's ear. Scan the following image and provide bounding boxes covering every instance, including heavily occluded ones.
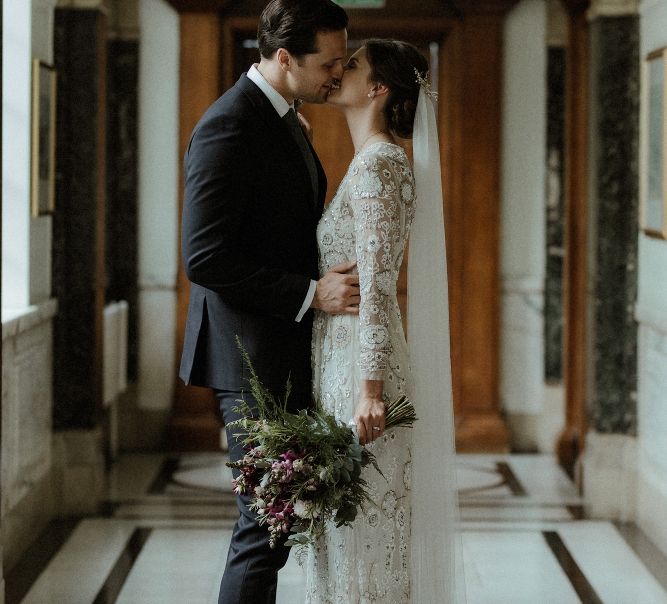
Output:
[277,48,292,72]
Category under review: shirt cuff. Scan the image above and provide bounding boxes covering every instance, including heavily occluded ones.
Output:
[295,280,317,322]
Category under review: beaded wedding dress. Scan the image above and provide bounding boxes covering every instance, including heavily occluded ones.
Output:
[305,141,416,603]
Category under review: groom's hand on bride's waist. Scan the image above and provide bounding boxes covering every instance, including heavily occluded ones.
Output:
[311,261,360,315]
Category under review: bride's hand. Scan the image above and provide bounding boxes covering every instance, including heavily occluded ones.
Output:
[354,396,385,445]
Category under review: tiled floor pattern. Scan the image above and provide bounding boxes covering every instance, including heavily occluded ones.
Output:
[7,453,667,604]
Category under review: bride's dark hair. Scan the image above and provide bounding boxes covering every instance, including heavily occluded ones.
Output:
[365,39,429,139]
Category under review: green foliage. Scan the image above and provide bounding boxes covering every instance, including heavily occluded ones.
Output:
[227,340,417,555]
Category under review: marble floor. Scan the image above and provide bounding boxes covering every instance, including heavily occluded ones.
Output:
[6,453,667,604]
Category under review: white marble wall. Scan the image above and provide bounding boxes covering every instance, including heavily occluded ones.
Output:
[636,0,667,558]
[1,301,58,570]
[137,0,179,414]
[500,0,549,446]
[636,313,667,555]
[2,0,32,309]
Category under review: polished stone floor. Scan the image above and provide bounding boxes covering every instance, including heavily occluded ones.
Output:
[7,453,667,603]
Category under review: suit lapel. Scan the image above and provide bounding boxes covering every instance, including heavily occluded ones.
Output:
[237,74,326,217]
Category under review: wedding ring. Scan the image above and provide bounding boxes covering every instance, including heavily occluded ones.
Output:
[372,426,381,431]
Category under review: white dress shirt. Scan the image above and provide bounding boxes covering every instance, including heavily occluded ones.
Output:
[247,65,317,322]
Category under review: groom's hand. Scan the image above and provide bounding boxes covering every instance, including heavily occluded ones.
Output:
[312,261,360,315]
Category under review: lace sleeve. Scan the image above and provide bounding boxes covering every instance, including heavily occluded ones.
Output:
[349,152,403,381]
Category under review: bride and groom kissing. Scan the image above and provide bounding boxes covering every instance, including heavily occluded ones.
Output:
[179,0,459,602]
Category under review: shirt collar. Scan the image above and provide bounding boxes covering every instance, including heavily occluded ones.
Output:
[247,64,293,118]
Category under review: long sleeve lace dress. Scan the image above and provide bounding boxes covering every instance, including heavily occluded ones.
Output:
[306,142,416,604]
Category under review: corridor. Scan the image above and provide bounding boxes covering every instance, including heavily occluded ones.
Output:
[7,454,667,604]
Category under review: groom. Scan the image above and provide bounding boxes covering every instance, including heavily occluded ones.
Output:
[179,1,355,602]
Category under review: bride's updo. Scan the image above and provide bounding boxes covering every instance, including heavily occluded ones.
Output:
[365,39,429,139]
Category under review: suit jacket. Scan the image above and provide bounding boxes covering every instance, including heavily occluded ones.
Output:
[179,74,326,406]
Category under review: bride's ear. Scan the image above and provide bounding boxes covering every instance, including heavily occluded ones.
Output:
[371,83,390,98]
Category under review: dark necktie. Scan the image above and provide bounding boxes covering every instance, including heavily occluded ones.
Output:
[283,108,319,207]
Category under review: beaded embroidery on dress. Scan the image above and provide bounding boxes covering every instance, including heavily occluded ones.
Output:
[306,142,416,604]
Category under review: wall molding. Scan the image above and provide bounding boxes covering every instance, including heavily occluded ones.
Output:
[583,431,638,521]
[1,299,58,341]
[587,0,639,19]
[56,0,110,12]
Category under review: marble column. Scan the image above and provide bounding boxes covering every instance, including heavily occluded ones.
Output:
[53,6,107,430]
[582,0,640,521]
[587,1,639,435]
[107,8,139,380]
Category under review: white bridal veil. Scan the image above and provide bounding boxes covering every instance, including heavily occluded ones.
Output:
[408,84,466,603]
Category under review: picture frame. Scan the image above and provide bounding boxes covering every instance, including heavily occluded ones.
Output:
[640,47,667,239]
[31,59,57,217]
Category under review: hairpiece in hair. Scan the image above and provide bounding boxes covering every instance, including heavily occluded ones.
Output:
[414,68,438,102]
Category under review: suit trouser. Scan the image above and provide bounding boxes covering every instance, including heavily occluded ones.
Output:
[214,390,291,604]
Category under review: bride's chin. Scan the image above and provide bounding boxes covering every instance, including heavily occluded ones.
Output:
[326,92,345,107]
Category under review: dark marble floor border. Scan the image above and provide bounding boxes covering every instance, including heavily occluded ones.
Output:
[543,531,604,604]
[496,461,528,496]
[105,495,236,507]
[147,456,180,494]
[92,527,152,604]
[5,518,79,604]
[114,512,238,521]
[614,522,667,594]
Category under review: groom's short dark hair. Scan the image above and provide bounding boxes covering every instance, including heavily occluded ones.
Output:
[258,0,348,59]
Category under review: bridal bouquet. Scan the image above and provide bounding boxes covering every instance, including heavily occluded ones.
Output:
[226,347,417,551]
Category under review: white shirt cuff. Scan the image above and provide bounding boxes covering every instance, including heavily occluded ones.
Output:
[295,280,317,322]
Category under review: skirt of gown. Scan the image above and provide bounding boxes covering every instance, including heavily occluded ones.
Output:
[304,306,413,604]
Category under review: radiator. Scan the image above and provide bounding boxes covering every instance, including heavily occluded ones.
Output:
[103,300,129,407]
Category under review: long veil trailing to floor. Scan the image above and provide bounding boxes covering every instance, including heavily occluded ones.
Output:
[407,83,466,603]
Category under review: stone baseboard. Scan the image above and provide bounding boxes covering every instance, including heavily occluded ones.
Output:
[582,431,637,521]
[638,459,667,558]
[1,469,53,573]
[52,428,106,516]
[506,383,565,453]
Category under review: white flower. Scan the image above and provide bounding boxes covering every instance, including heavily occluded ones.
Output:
[293,459,304,472]
[254,485,266,497]
[294,500,316,518]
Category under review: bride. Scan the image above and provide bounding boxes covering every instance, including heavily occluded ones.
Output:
[306,39,462,603]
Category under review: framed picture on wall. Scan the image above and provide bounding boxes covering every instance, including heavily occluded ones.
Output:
[641,47,667,239]
[31,59,57,217]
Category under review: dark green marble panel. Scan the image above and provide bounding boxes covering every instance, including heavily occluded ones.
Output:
[53,9,105,430]
[545,47,566,382]
[590,16,639,435]
[107,39,139,381]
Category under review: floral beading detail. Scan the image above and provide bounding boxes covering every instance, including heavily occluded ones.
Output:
[307,142,416,603]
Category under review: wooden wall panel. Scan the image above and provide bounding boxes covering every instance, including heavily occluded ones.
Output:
[446,15,510,451]
[171,13,222,450]
[557,8,589,474]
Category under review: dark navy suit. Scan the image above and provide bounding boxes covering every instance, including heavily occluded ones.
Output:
[179,74,326,603]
